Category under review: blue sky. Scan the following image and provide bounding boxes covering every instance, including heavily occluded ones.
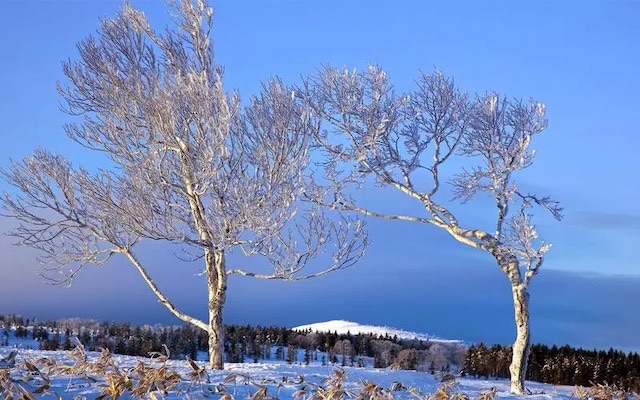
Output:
[1,1,639,351]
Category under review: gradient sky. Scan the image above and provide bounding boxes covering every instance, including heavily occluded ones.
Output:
[1,1,639,352]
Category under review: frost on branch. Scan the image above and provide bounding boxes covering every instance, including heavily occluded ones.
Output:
[303,66,562,285]
[303,63,562,395]
[0,0,368,351]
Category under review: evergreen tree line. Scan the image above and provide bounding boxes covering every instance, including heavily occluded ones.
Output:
[1,315,464,371]
[464,343,640,392]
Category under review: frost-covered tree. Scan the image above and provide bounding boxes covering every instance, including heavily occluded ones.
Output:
[0,1,366,369]
[303,66,562,393]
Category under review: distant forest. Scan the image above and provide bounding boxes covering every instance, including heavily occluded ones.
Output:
[2,314,639,391]
[0,314,465,372]
[465,343,640,392]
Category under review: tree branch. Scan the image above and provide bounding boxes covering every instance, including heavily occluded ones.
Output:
[121,248,207,331]
[338,201,440,226]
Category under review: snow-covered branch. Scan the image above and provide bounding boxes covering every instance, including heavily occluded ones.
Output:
[304,66,562,286]
[122,248,208,331]
[2,1,369,368]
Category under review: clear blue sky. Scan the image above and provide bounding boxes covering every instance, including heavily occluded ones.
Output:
[1,1,639,351]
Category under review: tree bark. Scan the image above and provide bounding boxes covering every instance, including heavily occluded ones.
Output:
[509,282,531,395]
[206,249,227,369]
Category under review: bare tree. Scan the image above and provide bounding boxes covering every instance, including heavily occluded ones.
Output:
[426,343,450,372]
[302,66,562,394]
[0,1,366,369]
[332,339,354,365]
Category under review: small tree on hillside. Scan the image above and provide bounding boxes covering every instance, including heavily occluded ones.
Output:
[303,66,562,393]
[0,1,366,369]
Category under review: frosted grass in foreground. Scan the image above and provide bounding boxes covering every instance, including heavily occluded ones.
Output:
[0,345,581,400]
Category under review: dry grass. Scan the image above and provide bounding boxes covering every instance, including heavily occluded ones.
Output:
[292,367,355,400]
[4,343,639,400]
[0,358,56,399]
[356,380,394,400]
[408,381,469,400]
[573,382,630,400]
[476,387,497,400]
[0,341,193,399]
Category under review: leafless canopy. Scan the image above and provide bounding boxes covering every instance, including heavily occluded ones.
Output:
[1,1,366,285]
[303,65,562,286]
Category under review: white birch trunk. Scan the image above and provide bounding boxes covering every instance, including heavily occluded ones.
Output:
[206,250,226,369]
[509,283,531,394]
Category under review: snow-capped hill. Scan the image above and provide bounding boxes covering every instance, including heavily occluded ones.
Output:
[292,320,461,344]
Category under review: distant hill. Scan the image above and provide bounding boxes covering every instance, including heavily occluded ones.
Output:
[292,320,462,344]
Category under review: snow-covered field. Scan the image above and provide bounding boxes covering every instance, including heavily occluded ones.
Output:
[293,320,462,344]
[0,346,578,400]
[0,322,582,400]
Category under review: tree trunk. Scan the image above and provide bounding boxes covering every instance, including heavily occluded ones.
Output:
[206,249,227,369]
[509,282,531,394]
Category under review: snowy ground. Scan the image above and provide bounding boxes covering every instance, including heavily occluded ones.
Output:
[0,345,580,400]
[0,322,594,399]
